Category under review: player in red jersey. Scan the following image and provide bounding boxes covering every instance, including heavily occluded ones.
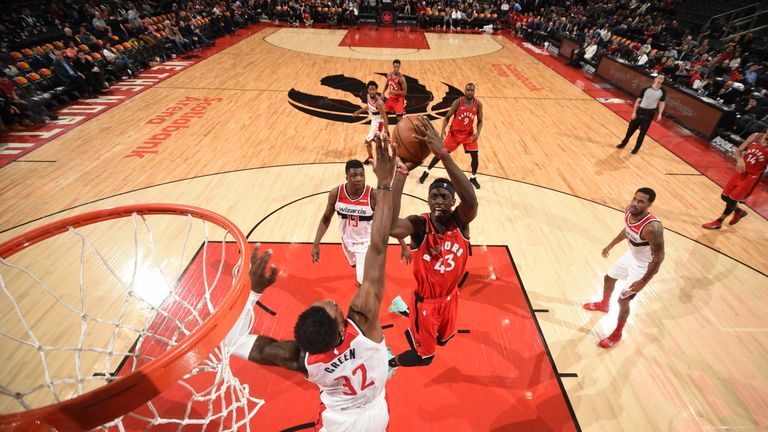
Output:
[383,59,407,122]
[702,131,768,229]
[388,116,479,369]
[224,137,407,431]
[583,188,665,348]
[419,83,484,189]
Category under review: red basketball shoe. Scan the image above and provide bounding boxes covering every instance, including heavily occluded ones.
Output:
[702,219,722,230]
[599,332,622,349]
[729,209,748,225]
[583,302,609,313]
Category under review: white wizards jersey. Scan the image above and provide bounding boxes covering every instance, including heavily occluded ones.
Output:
[624,211,660,263]
[367,94,382,119]
[305,318,388,410]
[335,184,374,245]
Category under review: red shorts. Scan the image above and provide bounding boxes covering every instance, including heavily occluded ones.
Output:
[723,171,763,202]
[383,97,405,115]
[408,289,459,358]
[444,131,478,152]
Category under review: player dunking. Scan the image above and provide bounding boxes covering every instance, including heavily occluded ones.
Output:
[312,159,411,286]
[583,188,665,348]
[388,116,478,368]
[419,83,484,189]
[225,137,405,431]
[353,81,389,165]
[702,130,767,229]
[383,59,407,122]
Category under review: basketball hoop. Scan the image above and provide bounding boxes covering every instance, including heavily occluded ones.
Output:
[0,204,262,430]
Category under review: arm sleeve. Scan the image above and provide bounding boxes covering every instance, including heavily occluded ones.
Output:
[659,88,667,101]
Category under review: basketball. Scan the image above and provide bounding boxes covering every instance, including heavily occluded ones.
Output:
[392,116,431,164]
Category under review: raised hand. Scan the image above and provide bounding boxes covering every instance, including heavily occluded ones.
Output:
[414,115,448,156]
[249,243,278,294]
[310,245,320,263]
[372,135,397,186]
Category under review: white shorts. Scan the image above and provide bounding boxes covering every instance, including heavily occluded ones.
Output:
[366,117,384,142]
[607,250,649,284]
[317,392,389,432]
[342,240,369,284]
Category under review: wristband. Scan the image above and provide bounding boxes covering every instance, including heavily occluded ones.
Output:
[377,185,392,191]
[437,149,448,159]
[248,291,262,308]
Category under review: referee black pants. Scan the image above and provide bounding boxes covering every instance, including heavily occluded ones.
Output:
[620,107,656,152]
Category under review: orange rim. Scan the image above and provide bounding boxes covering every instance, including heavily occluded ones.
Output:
[0,204,250,431]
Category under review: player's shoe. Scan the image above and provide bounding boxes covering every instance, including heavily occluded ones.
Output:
[598,332,622,349]
[364,157,374,165]
[729,209,748,225]
[386,347,397,380]
[418,171,429,184]
[702,219,723,230]
[583,302,609,313]
[469,177,481,189]
[389,295,409,316]
[616,142,627,149]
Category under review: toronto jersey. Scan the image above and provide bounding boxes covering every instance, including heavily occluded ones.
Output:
[742,133,768,174]
[387,72,403,100]
[367,94,381,119]
[305,319,388,410]
[412,213,469,298]
[336,184,374,245]
[450,97,478,134]
[624,211,660,264]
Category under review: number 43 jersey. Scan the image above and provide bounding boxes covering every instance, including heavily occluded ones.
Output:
[412,213,470,299]
[305,318,388,411]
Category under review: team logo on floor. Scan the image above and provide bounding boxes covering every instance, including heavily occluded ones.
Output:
[288,74,463,123]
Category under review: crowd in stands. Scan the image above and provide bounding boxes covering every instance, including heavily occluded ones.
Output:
[3,0,768,139]
[520,0,768,140]
[1,0,263,131]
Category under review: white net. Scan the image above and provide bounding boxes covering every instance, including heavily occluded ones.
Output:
[0,209,264,430]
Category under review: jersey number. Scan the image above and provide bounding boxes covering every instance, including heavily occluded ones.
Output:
[434,254,456,273]
[745,154,758,165]
[337,364,375,396]
[346,215,359,228]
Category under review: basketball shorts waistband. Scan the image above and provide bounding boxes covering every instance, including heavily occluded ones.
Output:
[414,288,458,303]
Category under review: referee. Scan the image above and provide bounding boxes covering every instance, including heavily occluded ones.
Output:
[617,74,667,154]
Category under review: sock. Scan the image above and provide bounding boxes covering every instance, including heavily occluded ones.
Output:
[394,349,433,367]
[614,319,626,335]
[717,217,725,222]
[424,168,430,173]
[601,291,611,305]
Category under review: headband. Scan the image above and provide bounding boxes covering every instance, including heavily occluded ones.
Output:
[429,181,455,197]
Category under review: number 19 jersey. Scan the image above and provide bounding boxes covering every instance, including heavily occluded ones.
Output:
[412,213,469,299]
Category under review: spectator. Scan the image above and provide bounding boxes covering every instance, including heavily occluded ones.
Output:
[745,63,761,87]
[636,47,649,66]
[73,51,107,95]
[52,50,90,97]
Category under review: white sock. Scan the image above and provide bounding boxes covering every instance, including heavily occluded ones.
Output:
[471,174,477,178]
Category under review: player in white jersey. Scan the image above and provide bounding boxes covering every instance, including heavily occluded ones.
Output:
[311,159,410,285]
[353,81,389,165]
[583,187,665,348]
[224,137,410,431]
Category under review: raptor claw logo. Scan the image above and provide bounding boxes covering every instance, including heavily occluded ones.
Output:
[288,74,464,124]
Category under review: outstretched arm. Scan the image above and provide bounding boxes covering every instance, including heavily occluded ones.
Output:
[226,245,307,374]
[602,228,626,258]
[472,100,484,142]
[311,188,338,263]
[348,137,399,342]
[441,99,460,139]
[377,98,389,138]
[415,115,478,226]
[624,221,665,296]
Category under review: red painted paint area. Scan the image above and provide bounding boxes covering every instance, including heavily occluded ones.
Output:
[340,26,430,49]
[0,24,267,168]
[118,242,578,431]
[507,34,768,218]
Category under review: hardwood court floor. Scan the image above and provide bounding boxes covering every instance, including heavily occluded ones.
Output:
[0,27,766,431]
